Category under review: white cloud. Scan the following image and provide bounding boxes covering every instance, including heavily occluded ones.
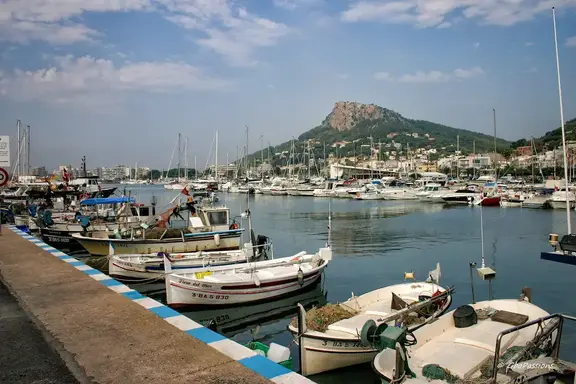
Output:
[337,73,349,80]
[0,0,150,44]
[161,1,292,67]
[341,0,576,28]
[0,55,228,105]
[374,67,484,83]
[525,41,534,47]
[0,0,291,67]
[474,42,480,48]
[567,36,576,47]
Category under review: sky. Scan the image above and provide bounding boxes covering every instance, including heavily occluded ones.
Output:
[1,0,576,171]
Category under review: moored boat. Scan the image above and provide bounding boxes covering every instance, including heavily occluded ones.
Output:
[370,295,554,384]
[289,264,452,376]
[73,204,243,255]
[164,246,332,307]
[108,239,271,281]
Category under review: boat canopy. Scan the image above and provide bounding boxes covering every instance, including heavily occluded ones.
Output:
[80,197,135,206]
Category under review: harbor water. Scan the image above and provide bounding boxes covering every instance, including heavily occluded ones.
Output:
[75,185,576,383]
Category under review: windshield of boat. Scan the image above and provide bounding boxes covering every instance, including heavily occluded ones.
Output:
[206,210,228,226]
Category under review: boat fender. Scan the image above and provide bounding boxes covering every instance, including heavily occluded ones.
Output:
[254,274,261,287]
[214,233,220,246]
[297,268,304,286]
[229,223,239,230]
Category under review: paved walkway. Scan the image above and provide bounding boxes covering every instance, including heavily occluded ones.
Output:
[0,282,78,384]
[0,229,273,384]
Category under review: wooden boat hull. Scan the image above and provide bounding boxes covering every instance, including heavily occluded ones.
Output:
[167,269,323,307]
[74,230,243,256]
[289,282,452,376]
[109,250,251,281]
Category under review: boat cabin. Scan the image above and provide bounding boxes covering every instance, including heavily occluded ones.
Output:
[188,206,232,232]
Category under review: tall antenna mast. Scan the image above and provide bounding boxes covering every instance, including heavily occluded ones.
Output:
[553,7,571,234]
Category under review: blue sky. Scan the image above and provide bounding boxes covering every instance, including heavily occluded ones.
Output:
[1,0,575,170]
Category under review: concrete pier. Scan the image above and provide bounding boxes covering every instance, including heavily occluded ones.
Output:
[0,227,312,384]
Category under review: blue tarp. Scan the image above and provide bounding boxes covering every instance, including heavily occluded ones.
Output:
[80,197,135,206]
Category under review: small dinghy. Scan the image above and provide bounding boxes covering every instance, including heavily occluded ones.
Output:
[370,294,555,384]
[289,264,453,376]
[164,247,332,307]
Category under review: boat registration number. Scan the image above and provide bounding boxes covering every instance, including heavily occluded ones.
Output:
[195,271,213,279]
[321,340,366,348]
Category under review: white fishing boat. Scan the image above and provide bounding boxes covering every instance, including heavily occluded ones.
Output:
[108,245,263,282]
[289,264,452,376]
[164,246,332,307]
[370,296,553,384]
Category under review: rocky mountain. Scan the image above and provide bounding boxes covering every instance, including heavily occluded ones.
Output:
[247,101,511,166]
[322,102,408,131]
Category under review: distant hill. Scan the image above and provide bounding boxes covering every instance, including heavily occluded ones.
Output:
[250,101,510,164]
[511,118,576,150]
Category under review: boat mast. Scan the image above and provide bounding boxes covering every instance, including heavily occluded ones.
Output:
[184,137,188,181]
[307,140,311,180]
[215,130,219,182]
[245,126,249,179]
[552,6,571,233]
[493,109,498,180]
[260,134,264,181]
[26,125,31,175]
[82,156,87,177]
[16,120,21,179]
[177,133,181,180]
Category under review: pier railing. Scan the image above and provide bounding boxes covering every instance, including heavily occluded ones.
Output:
[491,313,576,383]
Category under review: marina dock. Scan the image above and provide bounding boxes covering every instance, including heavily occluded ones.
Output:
[0,227,310,384]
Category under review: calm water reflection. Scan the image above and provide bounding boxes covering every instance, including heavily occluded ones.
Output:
[78,185,576,382]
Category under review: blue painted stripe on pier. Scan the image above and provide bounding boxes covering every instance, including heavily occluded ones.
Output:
[8,227,315,383]
[149,306,180,319]
[69,261,84,267]
[99,278,123,287]
[82,268,101,275]
[122,291,144,300]
[238,355,292,379]
[186,327,226,344]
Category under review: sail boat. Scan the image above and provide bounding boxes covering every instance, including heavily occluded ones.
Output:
[541,7,574,264]
[164,133,187,190]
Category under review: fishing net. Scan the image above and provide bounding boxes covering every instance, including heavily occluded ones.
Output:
[290,304,358,332]
[141,228,189,239]
[422,364,461,384]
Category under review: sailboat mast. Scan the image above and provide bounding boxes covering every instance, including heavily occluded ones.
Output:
[177,133,181,180]
[16,120,21,178]
[493,109,498,180]
[26,125,31,175]
[184,137,188,181]
[245,126,249,178]
[260,135,264,180]
[215,130,219,182]
[552,6,571,233]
